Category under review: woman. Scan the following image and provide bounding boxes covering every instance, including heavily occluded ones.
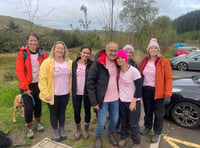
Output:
[123,44,138,68]
[72,45,93,140]
[16,32,47,139]
[139,38,172,143]
[39,41,72,142]
[116,50,142,148]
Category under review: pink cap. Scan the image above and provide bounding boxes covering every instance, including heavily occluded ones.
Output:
[116,50,128,63]
[147,38,160,51]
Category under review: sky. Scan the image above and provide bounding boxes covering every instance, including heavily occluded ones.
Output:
[0,0,200,30]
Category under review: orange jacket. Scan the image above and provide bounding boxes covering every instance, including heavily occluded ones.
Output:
[16,47,47,90]
[139,56,172,99]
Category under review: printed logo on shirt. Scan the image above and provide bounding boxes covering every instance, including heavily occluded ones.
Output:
[145,63,155,72]
[119,77,131,88]
[77,67,85,75]
[54,67,69,73]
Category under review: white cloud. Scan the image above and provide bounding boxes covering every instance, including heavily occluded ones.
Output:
[0,0,200,29]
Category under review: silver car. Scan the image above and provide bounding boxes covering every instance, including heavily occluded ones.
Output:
[170,50,200,71]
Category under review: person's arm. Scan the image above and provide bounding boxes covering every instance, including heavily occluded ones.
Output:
[68,59,73,97]
[87,62,99,107]
[38,59,51,103]
[164,59,173,98]
[16,51,29,90]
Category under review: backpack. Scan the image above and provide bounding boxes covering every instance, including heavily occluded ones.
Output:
[23,48,44,61]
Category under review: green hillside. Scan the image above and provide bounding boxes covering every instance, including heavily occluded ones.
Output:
[0,15,54,33]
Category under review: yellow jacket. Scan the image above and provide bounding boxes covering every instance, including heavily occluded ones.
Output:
[39,57,72,105]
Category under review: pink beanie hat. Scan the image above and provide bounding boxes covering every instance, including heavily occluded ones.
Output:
[116,50,128,63]
[123,44,134,53]
[147,38,160,51]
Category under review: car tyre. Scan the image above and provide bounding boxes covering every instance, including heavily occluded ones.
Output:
[171,102,200,128]
[177,62,188,71]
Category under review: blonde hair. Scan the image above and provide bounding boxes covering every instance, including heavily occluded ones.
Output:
[49,41,68,59]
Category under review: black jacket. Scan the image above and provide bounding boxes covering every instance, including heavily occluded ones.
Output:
[87,50,118,109]
[128,59,138,69]
[72,57,93,100]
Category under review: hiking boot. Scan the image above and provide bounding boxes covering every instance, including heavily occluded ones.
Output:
[108,132,117,146]
[140,127,150,135]
[60,127,67,140]
[54,129,60,142]
[132,144,140,148]
[83,123,90,139]
[74,124,82,140]
[94,136,102,148]
[118,138,128,148]
[151,134,160,143]
[27,125,34,139]
[35,120,44,132]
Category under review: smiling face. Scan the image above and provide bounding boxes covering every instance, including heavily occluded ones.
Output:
[27,36,38,51]
[80,48,91,62]
[116,57,127,67]
[125,49,133,59]
[106,42,118,61]
[54,43,65,59]
[148,46,159,58]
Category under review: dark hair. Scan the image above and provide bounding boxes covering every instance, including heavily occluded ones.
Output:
[26,32,39,40]
[80,45,91,52]
[76,45,91,60]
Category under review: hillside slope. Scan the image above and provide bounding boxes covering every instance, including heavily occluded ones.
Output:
[0,15,53,33]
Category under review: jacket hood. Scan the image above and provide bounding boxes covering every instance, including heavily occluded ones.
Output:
[95,50,106,66]
[19,47,30,52]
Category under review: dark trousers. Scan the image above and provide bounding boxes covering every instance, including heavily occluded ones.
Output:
[120,101,141,145]
[142,86,164,135]
[20,83,41,124]
[72,95,91,124]
[48,94,69,129]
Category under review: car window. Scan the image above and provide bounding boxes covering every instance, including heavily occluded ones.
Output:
[193,55,200,59]
[187,52,200,57]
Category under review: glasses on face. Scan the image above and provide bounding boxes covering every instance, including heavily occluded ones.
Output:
[107,49,118,53]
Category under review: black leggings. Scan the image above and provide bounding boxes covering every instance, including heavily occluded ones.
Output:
[72,95,91,124]
[21,83,41,124]
[48,94,69,129]
[142,86,164,135]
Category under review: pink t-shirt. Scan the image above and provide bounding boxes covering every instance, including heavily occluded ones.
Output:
[143,61,156,87]
[31,53,40,83]
[104,57,119,102]
[53,61,70,95]
[76,63,86,95]
[119,66,141,102]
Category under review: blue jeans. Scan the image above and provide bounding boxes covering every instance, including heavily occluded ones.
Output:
[96,100,119,136]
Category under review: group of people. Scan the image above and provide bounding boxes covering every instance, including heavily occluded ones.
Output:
[16,32,172,148]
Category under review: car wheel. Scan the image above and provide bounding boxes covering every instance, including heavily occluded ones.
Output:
[171,102,200,128]
[177,62,188,71]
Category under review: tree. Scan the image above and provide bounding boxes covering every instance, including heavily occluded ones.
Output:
[18,0,54,31]
[120,0,158,32]
[7,20,20,32]
[97,0,122,41]
[79,4,91,30]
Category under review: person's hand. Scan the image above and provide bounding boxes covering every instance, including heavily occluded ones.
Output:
[24,90,32,96]
[93,104,99,110]
[45,96,52,101]
[129,98,137,111]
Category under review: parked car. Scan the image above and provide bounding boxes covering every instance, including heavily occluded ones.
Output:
[170,50,200,71]
[175,47,198,56]
[165,75,200,128]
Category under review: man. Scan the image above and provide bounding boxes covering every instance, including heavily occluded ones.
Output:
[87,42,119,148]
